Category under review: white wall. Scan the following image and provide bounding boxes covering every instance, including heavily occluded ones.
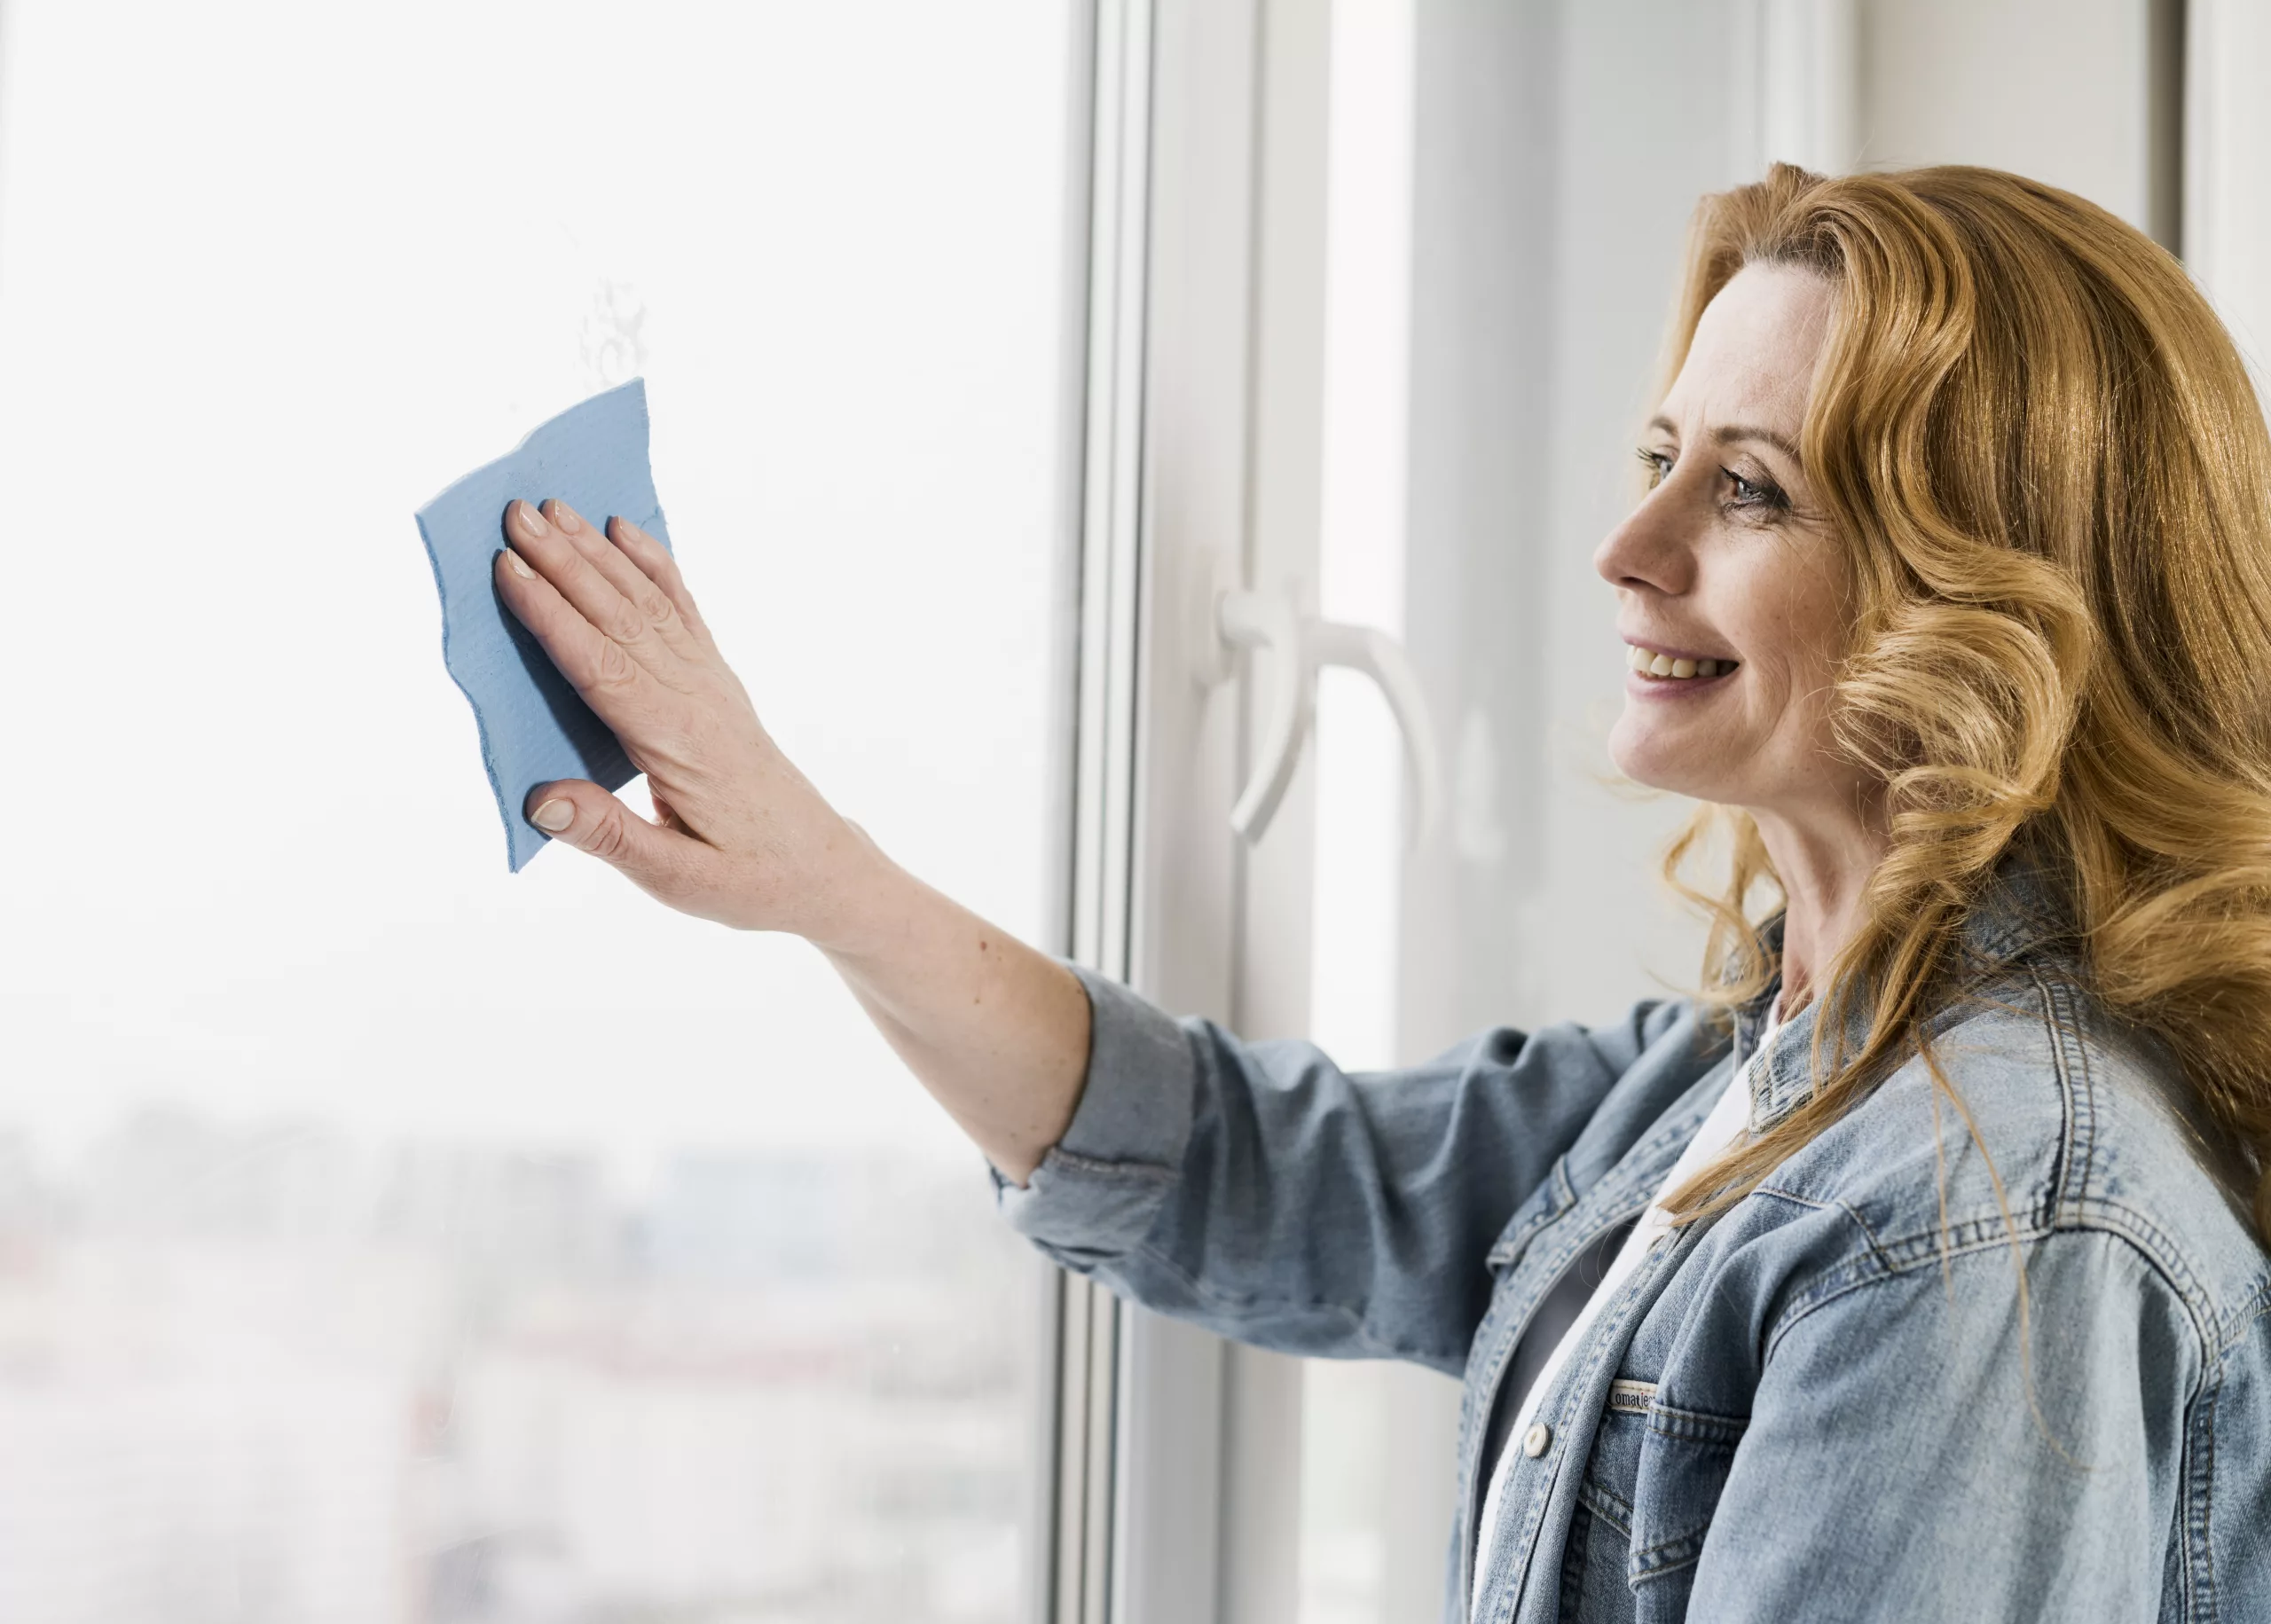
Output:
[2188,0,2271,391]
[1858,0,2179,242]
[1402,0,1753,1056]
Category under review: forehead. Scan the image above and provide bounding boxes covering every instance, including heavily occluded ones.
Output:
[1661,263,1834,431]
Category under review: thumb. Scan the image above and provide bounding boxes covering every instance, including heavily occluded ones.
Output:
[525,781,717,901]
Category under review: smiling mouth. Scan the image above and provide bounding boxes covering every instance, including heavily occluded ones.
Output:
[1625,644,1739,681]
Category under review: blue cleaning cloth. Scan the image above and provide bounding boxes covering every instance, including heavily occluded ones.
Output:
[416,379,672,871]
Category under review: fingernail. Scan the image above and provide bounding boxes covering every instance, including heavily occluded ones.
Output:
[531,799,574,833]
[616,519,648,544]
[502,549,535,580]
[515,501,549,541]
[550,501,583,534]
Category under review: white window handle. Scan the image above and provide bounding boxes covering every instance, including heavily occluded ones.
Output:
[1214,588,1442,848]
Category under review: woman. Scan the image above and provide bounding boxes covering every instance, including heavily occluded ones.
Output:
[491,164,2271,1620]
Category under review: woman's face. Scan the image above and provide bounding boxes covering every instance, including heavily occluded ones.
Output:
[1596,263,1862,822]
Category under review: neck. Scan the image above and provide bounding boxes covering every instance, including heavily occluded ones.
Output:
[1749,801,1888,1012]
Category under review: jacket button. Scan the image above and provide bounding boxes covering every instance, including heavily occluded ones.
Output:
[1522,1423,1552,1458]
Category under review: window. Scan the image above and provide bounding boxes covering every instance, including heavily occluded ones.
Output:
[0,5,1080,1621]
[12,4,2242,1621]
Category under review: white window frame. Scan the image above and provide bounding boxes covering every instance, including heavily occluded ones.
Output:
[1046,1,1334,1620]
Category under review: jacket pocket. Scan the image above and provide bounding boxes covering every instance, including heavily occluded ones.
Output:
[1557,1379,1749,1623]
[1626,1393,1747,1622]
[1557,1382,1653,1623]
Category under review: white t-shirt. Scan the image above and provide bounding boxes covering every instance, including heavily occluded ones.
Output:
[1469,1003,1779,1611]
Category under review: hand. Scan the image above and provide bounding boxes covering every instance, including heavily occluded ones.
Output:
[492,498,875,942]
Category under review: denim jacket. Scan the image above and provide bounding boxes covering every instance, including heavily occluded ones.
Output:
[996,876,2271,1621]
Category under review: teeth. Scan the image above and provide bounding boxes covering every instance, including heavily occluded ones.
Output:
[1624,645,1735,680]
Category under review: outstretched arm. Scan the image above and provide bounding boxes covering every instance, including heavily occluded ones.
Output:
[493,495,1675,1364]
[491,496,1088,1182]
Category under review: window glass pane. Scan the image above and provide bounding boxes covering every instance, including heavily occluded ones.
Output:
[0,5,1074,1621]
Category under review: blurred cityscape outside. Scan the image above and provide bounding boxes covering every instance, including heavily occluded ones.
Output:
[0,1111,1039,1624]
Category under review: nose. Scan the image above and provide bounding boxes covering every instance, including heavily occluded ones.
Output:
[1593,485,1698,598]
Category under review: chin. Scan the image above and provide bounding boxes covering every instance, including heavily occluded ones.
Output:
[1607,719,1735,802]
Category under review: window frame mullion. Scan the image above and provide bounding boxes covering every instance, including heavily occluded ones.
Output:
[1051,0,1280,1620]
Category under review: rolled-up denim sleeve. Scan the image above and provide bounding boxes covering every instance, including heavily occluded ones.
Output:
[991,967,1202,1260]
[996,962,1678,1375]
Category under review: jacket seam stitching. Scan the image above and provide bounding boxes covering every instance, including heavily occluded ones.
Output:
[1041,1148,1179,1183]
[1576,1473,1632,1534]
[1805,1190,2221,1359]
[1762,1219,2204,1366]
[2057,973,2099,1218]
[2189,1367,2220,1621]
[2214,1279,2271,1354]
[1629,1528,1709,1580]
[2054,1197,2220,1361]
[2032,969,2077,1231]
[1484,1156,1578,1269]
[1750,1184,1893,1270]
[1646,1402,1747,1446]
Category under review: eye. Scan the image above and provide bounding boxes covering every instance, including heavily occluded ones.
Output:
[1635,447,1675,489]
[1722,467,1790,514]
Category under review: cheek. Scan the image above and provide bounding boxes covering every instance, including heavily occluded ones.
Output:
[1747,574,1855,761]
[1734,548,1848,683]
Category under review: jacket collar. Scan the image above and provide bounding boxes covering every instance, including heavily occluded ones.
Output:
[1734,851,2080,1132]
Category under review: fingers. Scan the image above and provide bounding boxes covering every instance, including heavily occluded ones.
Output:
[493,543,649,717]
[607,516,715,644]
[539,500,709,661]
[526,780,723,906]
[505,501,686,677]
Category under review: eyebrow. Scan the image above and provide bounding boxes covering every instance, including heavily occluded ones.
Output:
[1645,414,1803,465]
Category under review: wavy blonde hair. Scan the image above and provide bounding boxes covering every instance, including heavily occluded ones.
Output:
[1661,163,2271,1237]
